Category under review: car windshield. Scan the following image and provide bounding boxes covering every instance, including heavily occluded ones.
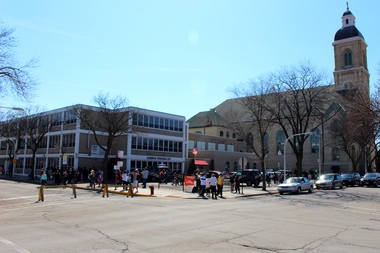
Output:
[284,178,300,184]
[341,174,352,179]
[364,173,376,178]
[320,174,334,180]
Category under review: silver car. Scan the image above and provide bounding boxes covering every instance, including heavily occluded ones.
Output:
[277,177,314,195]
[315,173,344,190]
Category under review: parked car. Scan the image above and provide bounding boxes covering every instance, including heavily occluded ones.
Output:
[277,177,314,195]
[360,173,380,187]
[315,173,344,190]
[341,173,361,186]
[237,169,262,187]
[205,170,222,178]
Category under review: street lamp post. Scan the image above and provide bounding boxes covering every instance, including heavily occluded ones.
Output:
[0,106,25,114]
[283,132,313,181]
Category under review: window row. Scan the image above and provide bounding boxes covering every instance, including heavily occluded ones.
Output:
[275,129,320,154]
[188,140,234,152]
[0,134,76,150]
[50,111,77,127]
[132,113,184,132]
[131,137,183,153]
[35,134,76,149]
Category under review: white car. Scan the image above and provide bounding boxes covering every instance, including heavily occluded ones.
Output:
[277,177,314,195]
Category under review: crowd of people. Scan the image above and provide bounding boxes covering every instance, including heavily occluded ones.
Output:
[36,167,153,195]
[193,171,239,198]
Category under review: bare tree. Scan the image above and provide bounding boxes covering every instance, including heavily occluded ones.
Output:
[267,62,337,176]
[226,76,275,191]
[0,23,38,100]
[16,107,51,179]
[72,92,133,189]
[0,112,23,176]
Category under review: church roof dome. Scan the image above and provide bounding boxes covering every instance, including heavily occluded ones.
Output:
[334,5,364,42]
[334,26,364,41]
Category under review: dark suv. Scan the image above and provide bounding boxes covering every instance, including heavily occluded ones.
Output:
[360,173,380,187]
[238,170,262,187]
[341,173,361,186]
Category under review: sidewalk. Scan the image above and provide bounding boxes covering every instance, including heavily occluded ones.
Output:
[0,174,279,198]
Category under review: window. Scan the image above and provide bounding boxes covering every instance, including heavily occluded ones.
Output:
[0,141,7,151]
[225,161,230,170]
[332,147,340,161]
[264,132,269,155]
[344,50,352,66]
[38,136,48,149]
[276,131,285,154]
[208,143,216,151]
[351,145,356,161]
[131,137,137,149]
[227,144,234,152]
[188,140,195,150]
[64,111,77,124]
[195,131,202,134]
[219,131,224,137]
[51,113,62,126]
[232,133,236,138]
[246,132,253,152]
[62,134,75,147]
[218,143,225,151]
[49,135,61,148]
[311,129,320,153]
[226,131,230,138]
[143,138,148,149]
[197,141,205,151]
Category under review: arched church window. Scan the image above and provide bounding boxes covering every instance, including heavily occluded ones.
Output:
[246,132,253,152]
[344,50,352,66]
[346,19,349,25]
[311,129,320,153]
[276,131,285,154]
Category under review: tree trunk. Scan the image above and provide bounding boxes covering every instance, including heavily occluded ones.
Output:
[261,160,266,191]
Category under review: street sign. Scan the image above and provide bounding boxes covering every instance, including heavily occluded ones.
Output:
[238,157,247,169]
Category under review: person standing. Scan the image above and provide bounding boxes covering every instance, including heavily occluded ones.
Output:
[210,173,218,199]
[229,175,235,193]
[199,172,206,197]
[142,168,149,188]
[217,173,225,197]
[235,176,240,194]
[121,170,128,191]
[54,169,61,186]
[40,169,47,186]
[89,169,96,189]
[132,169,139,193]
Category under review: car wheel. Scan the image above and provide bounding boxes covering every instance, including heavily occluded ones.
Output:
[308,186,313,193]
[340,184,343,189]
[331,183,335,190]
[279,192,283,195]
[296,187,301,194]
[374,182,378,188]
[316,186,320,190]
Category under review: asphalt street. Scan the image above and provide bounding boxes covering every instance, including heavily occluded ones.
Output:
[1,177,380,253]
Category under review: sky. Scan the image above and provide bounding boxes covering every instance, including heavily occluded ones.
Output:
[2,0,379,120]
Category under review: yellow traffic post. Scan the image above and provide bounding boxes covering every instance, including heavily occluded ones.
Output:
[38,186,44,202]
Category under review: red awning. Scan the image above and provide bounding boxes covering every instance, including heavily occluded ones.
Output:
[194,160,209,166]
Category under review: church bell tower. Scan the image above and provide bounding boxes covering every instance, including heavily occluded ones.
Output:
[332,4,369,94]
